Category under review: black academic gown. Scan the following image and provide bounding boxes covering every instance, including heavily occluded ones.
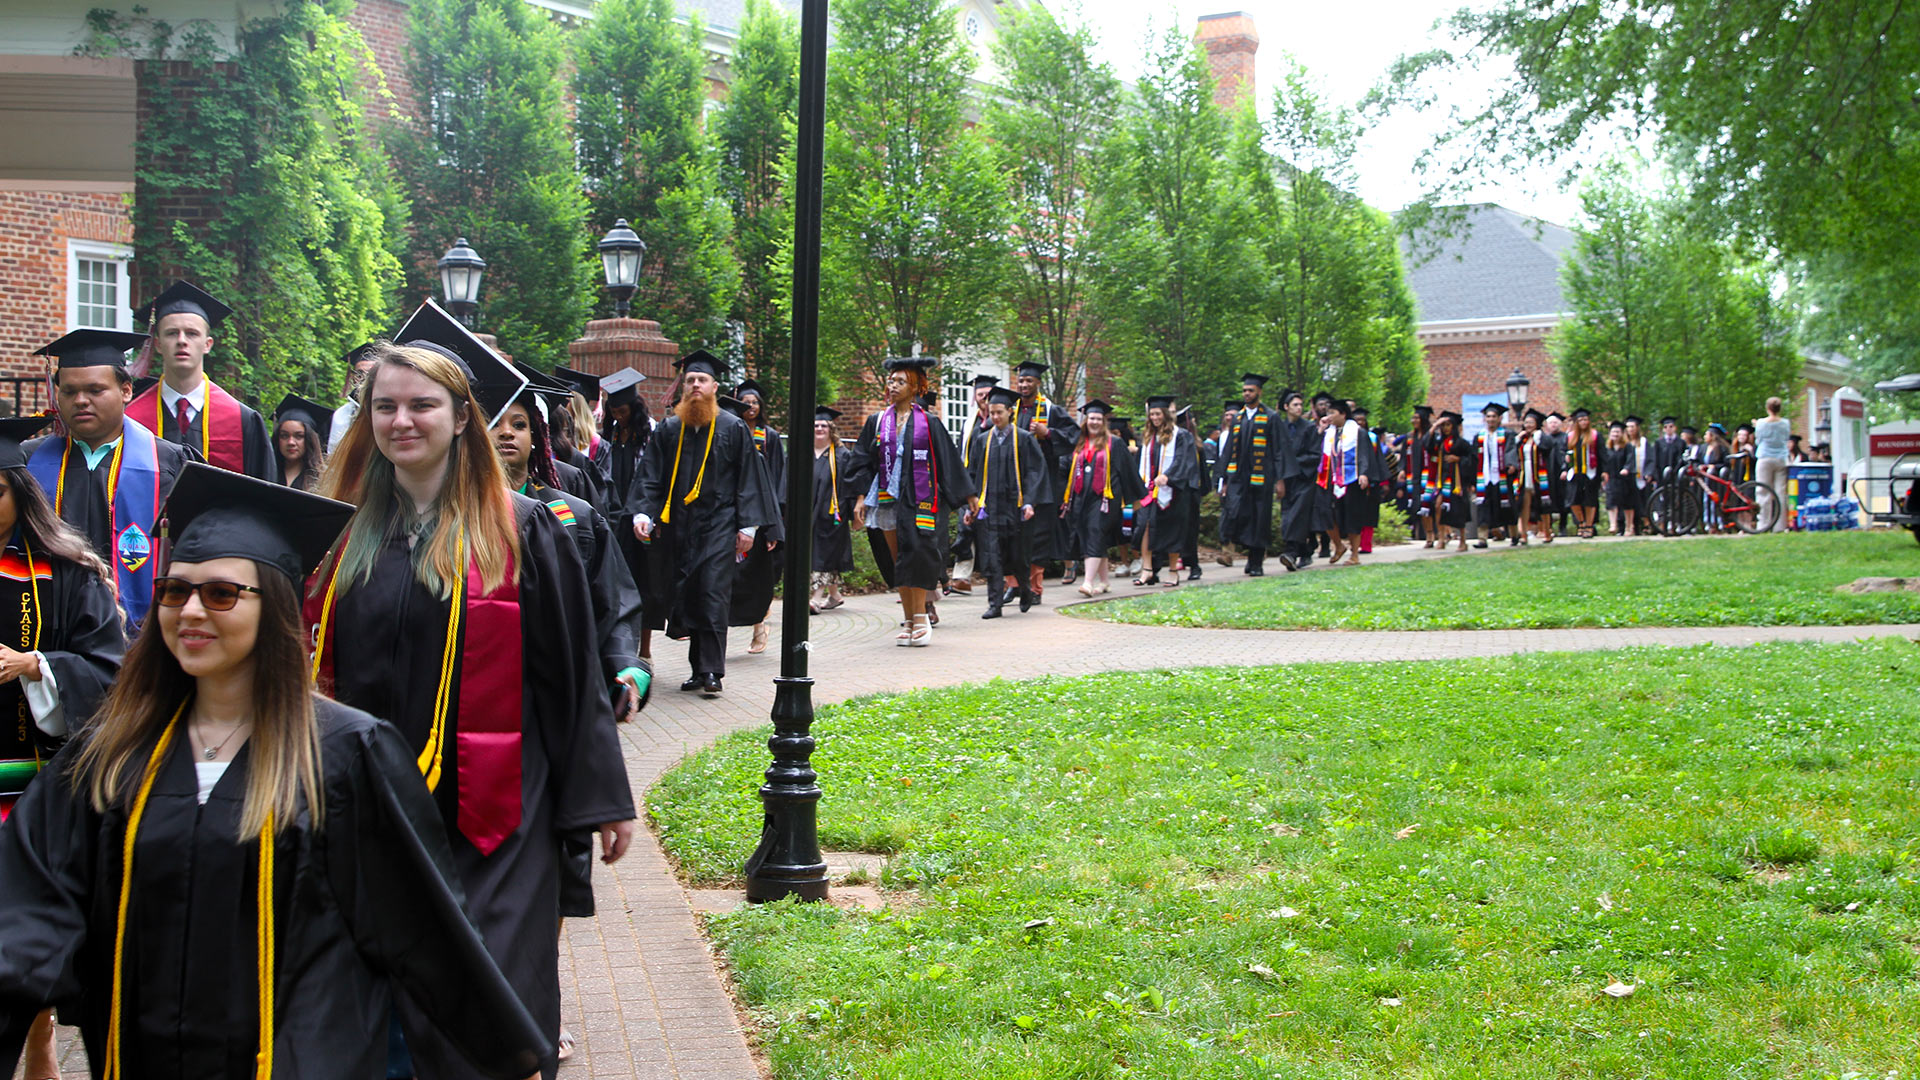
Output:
[1220,407,1280,551]
[950,415,993,564]
[560,445,610,515]
[1429,432,1474,527]
[1137,428,1204,556]
[964,425,1055,589]
[599,432,648,620]
[854,407,974,591]
[812,442,865,574]
[1061,435,1145,559]
[326,499,632,1080]
[151,390,274,482]
[634,410,779,635]
[1014,398,1079,563]
[23,434,194,580]
[1354,429,1387,531]
[0,553,123,808]
[0,700,550,1080]
[731,423,787,626]
[1280,419,1326,545]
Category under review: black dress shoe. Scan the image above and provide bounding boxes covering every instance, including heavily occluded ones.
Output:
[1188,566,1201,580]
[1278,553,1299,572]
[1474,540,1488,549]
[981,605,1003,619]
[1019,594,1033,612]
[1247,565,1265,577]
[679,677,703,692]
[701,674,723,697]
[1295,554,1313,569]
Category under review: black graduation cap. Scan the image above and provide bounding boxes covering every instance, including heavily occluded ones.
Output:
[1326,397,1352,415]
[1679,425,1698,435]
[514,362,575,403]
[342,341,378,368]
[1311,390,1334,405]
[600,367,646,409]
[1545,410,1565,420]
[1482,401,1508,415]
[1625,415,1646,427]
[133,376,159,398]
[718,395,750,417]
[1014,361,1048,379]
[1658,415,1678,426]
[1439,410,1463,424]
[1240,372,1269,388]
[0,416,54,470]
[1222,397,1243,411]
[163,461,355,583]
[393,300,526,424]
[733,378,766,401]
[1570,407,1591,419]
[1280,389,1304,406]
[1146,395,1175,411]
[986,386,1021,409]
[33,328,148,370]
[1174,405,1194,421]
[272,393,333,449]
[676,349,726,380]
[136,280,232,330]
[1351,403,1370,416]
[1412,404,1435,417]
[1607,419,1625,429]
[1525,409,1547,423]
[970,374,1000,389]
[885,355,938,374]
[1080,399,1112,416]
[552,365,603,399]
[814,405,841,423]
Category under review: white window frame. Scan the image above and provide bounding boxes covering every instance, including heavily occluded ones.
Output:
[67,240,134,331]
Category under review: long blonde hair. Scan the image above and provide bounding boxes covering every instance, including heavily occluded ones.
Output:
[74,569,321,839]
[317,343,518,596]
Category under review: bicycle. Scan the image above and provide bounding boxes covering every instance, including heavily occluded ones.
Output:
[1646,460,1780,535]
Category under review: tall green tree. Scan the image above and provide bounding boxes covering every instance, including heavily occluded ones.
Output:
[714,0,799,414]
[1237,63,1424,428]
[1552,170,1800,425]
[981,7,1119,405]
[1088,29,1257,407]
[389,0,592,368]
[814,0,1009,391]
[106,1,406,404]
[574,0,739,354]
[1387,0,1919,378]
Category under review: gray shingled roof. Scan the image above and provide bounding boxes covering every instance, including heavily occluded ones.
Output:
[1400,203,1576,323]
[678,0,801,37]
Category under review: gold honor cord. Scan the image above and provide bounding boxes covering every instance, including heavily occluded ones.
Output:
[827,445,839,520]
[978,430,1024,507]
[660,417,717,524]
[23,536,42,769]
[106,700,276,1078]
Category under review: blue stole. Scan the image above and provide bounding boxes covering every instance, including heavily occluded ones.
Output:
[26,416,161,629]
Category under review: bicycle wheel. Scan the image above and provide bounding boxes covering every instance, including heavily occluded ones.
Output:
[1731,481,1781,534]
[1647,486,1699,536]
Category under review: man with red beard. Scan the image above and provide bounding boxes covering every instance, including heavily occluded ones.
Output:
[632,350,778,696]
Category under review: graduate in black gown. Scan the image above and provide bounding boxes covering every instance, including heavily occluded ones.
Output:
[0,463,550,1080]
[948,375,997,594]
[852,357,976,646]
[808,407,864,613]
[1277,390,1323,571]
[726,381,785,655]
[1399,406,1433,543]
[24,330,197,634]
[1219,374,1283,575]
[1424,411,1473,549]
[632,351,779,695]
[125,280,275,481]
[1177,405,1210,580]
[1009,361,1078,596]
[1348,404,1388,554]
[1135,396,1203,586]
[1061,401,1144,595]
[270,393,332,491]
[309,315,634,1080]
[964,386,1054,617]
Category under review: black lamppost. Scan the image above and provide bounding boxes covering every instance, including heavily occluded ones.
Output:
[1506,368,1530,415]
[597,219,646,317]
[744,0,830,904]
[437,238,486,328]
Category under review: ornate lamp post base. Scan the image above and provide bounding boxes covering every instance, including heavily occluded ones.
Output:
[743,680,829,902]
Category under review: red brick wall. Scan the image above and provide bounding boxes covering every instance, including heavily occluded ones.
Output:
[1421,336,1565,417]
[1195,14,1257,112]
[346,0,418,126]
[0,190,134,379]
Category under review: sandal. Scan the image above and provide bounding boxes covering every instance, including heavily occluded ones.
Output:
[1077,583,1095,597]
[907,613,932,647]
[823,596,845,610]
[558,1027,576,1063]
[1134,573,1157,586]
[1161,576,1180,587]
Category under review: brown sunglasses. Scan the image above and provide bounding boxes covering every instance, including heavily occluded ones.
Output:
[153,577,262,611]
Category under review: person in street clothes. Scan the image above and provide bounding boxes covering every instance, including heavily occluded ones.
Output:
[26,329,196,633]
[1399,405,1433,544]
[631,351,779,695]
[1135,395,1203,585]
[272,393,332,491]
[1218,374,1283,575]
[1062,401,1144,595]
[852,357,976,647]
[1473,401,1517,547]
[0,416,127,1080]
[730,380,785,655]
[1513,409,1557,544]
[1,462,555,1080]
[964,386,1054,617]
[127,280,274,481]
[1176,404,1208,579]
[810,407,865,613]
[309,311,635,1080]
[1562,408,1603,538]
[1601,419,1639,536]
[1010,361,1078,594]
[948,375,999,595]
[1425,411,1472,550]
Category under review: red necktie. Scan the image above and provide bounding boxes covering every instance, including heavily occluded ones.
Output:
[175,397,193,435]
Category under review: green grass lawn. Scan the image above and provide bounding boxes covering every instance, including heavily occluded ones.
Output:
[651,642,1920,1079]
[1069,530,1920,631]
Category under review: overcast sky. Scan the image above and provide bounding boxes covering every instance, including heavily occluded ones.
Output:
[1052,0,1589,226]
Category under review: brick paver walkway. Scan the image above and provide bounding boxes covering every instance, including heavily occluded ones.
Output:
[34,540,1919,1080]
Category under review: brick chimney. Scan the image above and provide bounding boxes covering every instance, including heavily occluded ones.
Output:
[1195,12,1258,112]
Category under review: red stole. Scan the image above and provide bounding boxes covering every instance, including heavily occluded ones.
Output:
[307,552,526,855]
[129,378,247,472]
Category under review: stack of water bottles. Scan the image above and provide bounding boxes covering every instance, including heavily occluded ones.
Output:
[1797,496,1861,531]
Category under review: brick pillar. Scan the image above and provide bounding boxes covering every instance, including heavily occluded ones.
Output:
[1195,12,1258,113]
[567,317,680,416]
[474,332,512,364]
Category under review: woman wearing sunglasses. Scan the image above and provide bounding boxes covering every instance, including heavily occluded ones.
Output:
[310,315,633,1080]
[0,463,550,1078]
